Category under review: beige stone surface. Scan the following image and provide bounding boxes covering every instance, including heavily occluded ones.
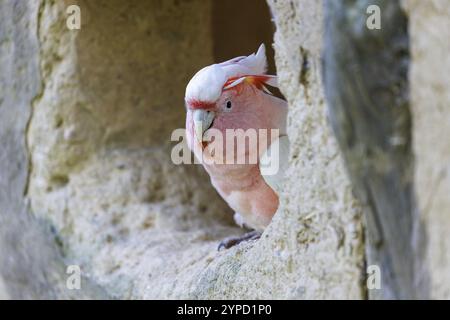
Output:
[2,0,448,300]
[0,277,9,300]
[0,0,107,299]
[405,0,450,299]
[21,0,364,299]
[27,0,238,299]
[261,0,365,299]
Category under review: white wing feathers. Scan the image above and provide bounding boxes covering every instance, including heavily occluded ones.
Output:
[259,135,290,194]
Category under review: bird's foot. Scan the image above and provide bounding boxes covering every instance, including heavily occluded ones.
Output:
[218,230,262,251]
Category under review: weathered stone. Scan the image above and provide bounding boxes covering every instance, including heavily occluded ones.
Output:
[12,0,364,299]
[0,0,105,299]
[2,0,447,300]
[323,0,417,299]
[404,0,450,299]
[0,277,8,300]
[26,0,237,299]
[323,0,450,299]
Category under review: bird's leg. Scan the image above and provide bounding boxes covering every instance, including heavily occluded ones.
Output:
[218,230,262,251]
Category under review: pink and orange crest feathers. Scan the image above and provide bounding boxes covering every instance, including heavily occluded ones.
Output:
[187,74,278,110]
[223,74,278,94]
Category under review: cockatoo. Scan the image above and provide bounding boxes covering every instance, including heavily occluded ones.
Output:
[184,44,288,250]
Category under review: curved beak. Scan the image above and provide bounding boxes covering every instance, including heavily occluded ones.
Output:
[193,109,215,142]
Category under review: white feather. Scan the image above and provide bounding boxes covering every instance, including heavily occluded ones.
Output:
[232,43,267,74]
[262,85,271,94]
[222,77,246,90]
[185,44,269,103]
[264,75,278,88]
[259,135,290,194]
[185,64,227,104]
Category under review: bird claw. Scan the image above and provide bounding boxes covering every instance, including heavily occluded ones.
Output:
[217,230,262,251]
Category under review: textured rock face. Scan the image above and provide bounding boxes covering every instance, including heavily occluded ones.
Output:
[323,0,450,299]
[1,0,448,300]
[405,0,450,299]
[138,0,364,299]
[26,0,238,299]
[0,0,365,299]
[0,277,8,300]
[257,0,365,299]
[323,0,415,299]
[0,0,106,299]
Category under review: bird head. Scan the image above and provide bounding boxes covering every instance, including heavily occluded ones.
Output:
[184,44,285,163]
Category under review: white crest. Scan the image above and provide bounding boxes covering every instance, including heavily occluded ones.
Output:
[185,44,270,103]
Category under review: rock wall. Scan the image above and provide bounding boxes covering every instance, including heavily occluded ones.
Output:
[0,0,105,299]
[323,0,450,299]
[0,0,365,299]
[181,0,366,298]
[0,0,448,300]
[0,277,8,300]
[405,0,450,299]
[323,0,416,299]
[26,0,238,299]
[260,0,365,299]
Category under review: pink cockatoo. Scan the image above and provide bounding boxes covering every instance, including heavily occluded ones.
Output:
[184,44,288,249]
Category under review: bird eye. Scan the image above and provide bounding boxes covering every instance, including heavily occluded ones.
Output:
[226,101,232,109]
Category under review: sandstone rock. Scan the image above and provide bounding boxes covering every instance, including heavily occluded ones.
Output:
[323,0,415,299]
[26,0,237,299]
[1,0,448,300]
[0,277,8,300]
[9,0,363,299]
[405,0,450,299]
[0,0,105,299]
